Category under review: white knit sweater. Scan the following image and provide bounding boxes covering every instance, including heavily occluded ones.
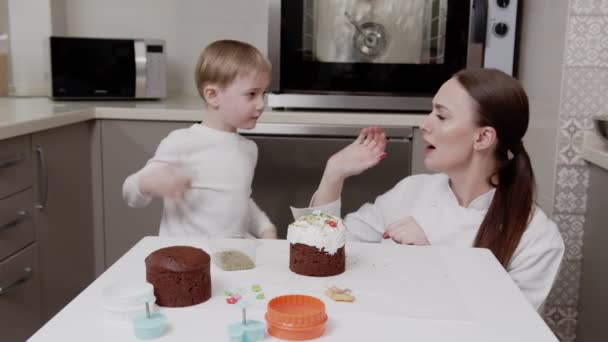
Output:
[123,124,273,238]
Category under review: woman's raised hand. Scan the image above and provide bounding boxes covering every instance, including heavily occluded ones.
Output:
[326,126,387,179]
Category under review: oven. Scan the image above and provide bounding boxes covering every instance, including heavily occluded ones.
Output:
[244,124,413,238]
[267,0,520,111]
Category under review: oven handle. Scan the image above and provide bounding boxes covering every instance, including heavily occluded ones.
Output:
[240,123,413,140]
[472,0,488,44]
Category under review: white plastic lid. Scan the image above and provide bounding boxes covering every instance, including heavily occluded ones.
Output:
[100,281,155,310]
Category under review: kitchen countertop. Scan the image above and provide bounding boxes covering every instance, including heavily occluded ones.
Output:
[582,130,608,171]
[0,97,425,140]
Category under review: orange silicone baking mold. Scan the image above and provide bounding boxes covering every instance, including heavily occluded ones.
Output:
[265,294,327,340]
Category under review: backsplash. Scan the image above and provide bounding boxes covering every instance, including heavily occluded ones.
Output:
[543,0,608,341]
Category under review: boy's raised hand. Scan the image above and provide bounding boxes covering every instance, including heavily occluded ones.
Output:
[326,126,387,179]
[138,162,192,200]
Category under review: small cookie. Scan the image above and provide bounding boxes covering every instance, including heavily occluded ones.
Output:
[324,286,355,302]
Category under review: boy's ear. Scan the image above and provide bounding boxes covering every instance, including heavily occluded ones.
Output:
[473,126,497,151]
[202,85,220,108]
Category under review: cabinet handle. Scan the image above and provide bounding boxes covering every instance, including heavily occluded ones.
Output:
[0,152,25,168]
[0,267,33,296]
[0,209,28,232]
[35,146,48,210]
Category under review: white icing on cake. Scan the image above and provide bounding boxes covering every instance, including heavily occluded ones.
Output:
[287,210,346,255]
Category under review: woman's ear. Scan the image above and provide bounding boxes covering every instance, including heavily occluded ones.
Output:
[473,126,497,151]
[202,85,220,108]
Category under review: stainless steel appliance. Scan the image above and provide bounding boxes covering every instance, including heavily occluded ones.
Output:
[267,0,520,111]
[243,124,413,237]
[49,36,167,100]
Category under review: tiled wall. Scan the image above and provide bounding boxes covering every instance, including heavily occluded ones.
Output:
[542,0,608,341]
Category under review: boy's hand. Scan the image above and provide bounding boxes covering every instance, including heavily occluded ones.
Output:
[138,162,192,199]
[326,126,387,180]
[383,216,430,245]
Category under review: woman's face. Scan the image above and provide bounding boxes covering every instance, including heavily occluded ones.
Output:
[419,77,481,173]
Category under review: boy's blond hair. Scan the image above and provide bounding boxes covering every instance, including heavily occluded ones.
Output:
[194,40,271,100]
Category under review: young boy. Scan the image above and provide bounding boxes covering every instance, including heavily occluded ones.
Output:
[122,40,277,239]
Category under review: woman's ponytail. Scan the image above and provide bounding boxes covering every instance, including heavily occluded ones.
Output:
[455,68,536,268]
[474,144,535,267]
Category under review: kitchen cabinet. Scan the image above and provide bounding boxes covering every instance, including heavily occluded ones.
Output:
[0,244,41,342]
[577,163,608,342]
[0,189,36,261]
[100,120,189,267]
[0,135,33,198]
[31,122,95,323]
[0,135,40,342]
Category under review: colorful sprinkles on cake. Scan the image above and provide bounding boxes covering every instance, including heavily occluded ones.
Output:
[287,210,346,255]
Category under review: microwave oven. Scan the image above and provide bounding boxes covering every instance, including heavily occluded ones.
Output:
[267,0,520,111]
[50,36,167,100]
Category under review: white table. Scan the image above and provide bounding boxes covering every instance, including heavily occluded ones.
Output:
[28,237,558,341]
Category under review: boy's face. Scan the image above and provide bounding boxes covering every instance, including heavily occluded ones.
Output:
[214,72,270,131]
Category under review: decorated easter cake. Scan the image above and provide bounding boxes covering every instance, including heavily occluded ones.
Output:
[287,211,346,277]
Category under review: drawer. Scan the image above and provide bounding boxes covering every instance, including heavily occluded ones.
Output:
[0,189,35,261]
[0,243,41,342]
[0,135,32,199]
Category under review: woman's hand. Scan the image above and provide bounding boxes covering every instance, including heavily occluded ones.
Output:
[313,126,387,206]
[326,126,387,179]
[139,162,192,199]
[384,216,430,245]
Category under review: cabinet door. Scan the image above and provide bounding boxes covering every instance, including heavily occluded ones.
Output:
[0,189,36,261]
[0,243,41,342]
[577,164,608,342]
[0,134,32,198]
[32,122,95,323]
[100,120,190,267]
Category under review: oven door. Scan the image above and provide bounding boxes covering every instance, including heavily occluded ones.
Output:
[270,0,473,96]
[243,124,412,238]
[267,0,514,111]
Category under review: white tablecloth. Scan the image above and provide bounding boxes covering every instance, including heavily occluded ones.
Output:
[28,237,558,341]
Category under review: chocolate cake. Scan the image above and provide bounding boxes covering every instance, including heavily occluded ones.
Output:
[145,246,211,307]
[287,211,346,277]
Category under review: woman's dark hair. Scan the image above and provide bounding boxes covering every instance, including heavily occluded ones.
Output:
[454,68,535,268]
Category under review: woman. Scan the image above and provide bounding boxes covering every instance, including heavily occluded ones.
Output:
[291,68,564,311]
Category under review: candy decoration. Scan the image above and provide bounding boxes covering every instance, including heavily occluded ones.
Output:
[325,219,337,228]
[324,286,355,302]
[225,284,265,304]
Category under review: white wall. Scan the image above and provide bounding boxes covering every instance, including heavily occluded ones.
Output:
[63,0,269,97]
[8,0,54,96]
[517,0,569,215]
[0,0,8,36]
